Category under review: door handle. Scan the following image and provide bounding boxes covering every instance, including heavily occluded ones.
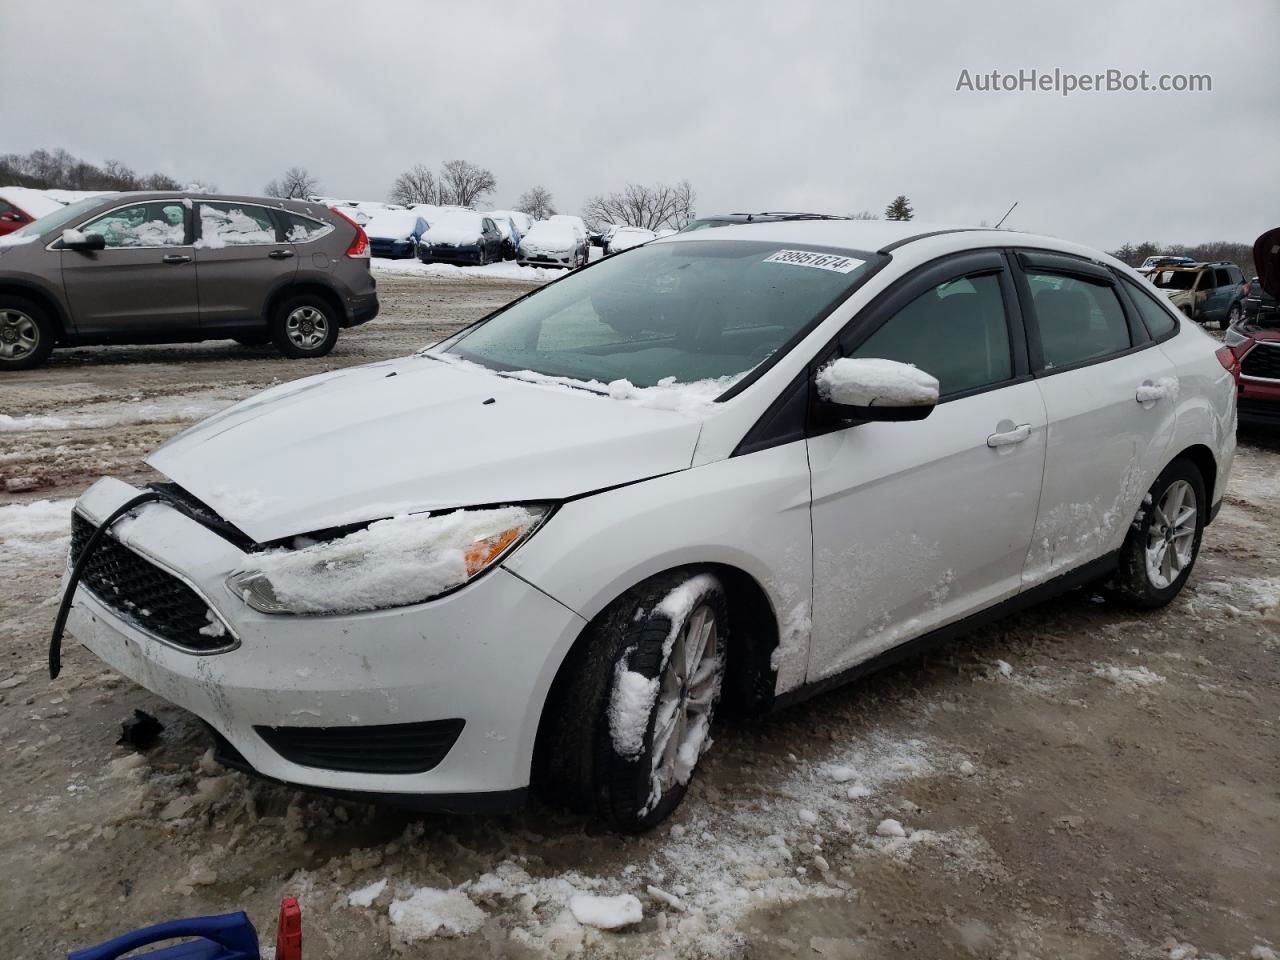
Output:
[162,254,191,265]
[268,249,295,260]
[1135,379,1175,404]
[987,423,1031,448]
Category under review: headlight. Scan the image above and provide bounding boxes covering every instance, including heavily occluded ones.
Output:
[226,504,550,615]
[1223,326,1249,346]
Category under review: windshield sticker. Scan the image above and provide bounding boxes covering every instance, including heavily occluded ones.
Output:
[763,249,864,273]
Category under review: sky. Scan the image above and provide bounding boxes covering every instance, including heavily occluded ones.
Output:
[1,0,1276,251]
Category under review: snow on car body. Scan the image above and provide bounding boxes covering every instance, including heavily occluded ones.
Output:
[516,220,586,269]
[62,220,1236,829]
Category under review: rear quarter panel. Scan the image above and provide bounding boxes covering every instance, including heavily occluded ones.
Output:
[1158,319,1236,506]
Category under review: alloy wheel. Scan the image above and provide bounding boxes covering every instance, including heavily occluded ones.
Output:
[649,603,722,801]
[1145,479,1197,589]
[0,308,39,360]
[285,306,329,350]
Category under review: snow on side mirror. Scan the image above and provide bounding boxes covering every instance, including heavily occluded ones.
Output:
[815,357,939,422]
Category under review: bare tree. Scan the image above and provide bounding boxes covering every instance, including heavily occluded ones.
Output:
[264,167,319,200]
[0,147,206,192]
[581,180,696,231]
[438,160,496,208]
[389,164,440,206]
[515,185,556,220]
[848,209,879,220]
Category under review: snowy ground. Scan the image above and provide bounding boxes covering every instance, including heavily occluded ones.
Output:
[0,276,1276,958]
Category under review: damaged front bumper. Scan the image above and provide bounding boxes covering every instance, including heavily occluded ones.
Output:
[64,477,587,806]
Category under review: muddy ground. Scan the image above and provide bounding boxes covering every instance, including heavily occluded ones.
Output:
[0,273,1276,959]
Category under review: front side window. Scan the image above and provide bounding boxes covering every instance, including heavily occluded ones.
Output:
[1122,277,1178,338]
[851,273,1012,397]
[1214,268,1232,288]
[280,211,334,243]
[82,201,187,248]
[1028,272,1131,369]
[443,239,874,388]
[198,202,277,247]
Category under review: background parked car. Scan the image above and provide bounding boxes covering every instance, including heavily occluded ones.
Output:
[1147,261,1247,328]
[1137,254,1196,274]
[517,219,588,269]
[604,225,656,255]
[485,208,533,237]
[0,192,378,369]
[364,211,429,259]
[417,210,505,265]
[485,214,522,260]
[0,187,65,236]
[678,211,849,232]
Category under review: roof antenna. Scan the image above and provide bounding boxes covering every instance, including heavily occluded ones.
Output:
[993,201,1018,229]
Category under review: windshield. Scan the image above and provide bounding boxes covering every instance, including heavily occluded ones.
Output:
[441,238,874,389]
[8,196,107,239]
[1150,269,1200,291]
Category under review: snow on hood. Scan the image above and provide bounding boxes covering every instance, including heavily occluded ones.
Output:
[520,222,577,251]
[147,356,704,542]
[364,211,422,241]
[0,186,65,220]
[421,210,484,245]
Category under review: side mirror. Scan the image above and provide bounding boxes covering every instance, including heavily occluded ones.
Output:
[61,229,106,251]
[815,357,939,422]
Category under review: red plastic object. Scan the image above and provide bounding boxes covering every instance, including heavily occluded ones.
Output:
[275,898,301,960]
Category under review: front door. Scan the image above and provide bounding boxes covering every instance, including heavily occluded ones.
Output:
[1016,252,1177,586]
[60,199,199,335]
[807,251,1047,681]
[193,201,297,329]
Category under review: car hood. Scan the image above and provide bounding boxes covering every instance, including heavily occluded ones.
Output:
[148,355,704,542]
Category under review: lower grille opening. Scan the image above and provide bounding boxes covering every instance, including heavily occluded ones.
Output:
[1242,343,1280,380]
[70,512,233,653]
[255,719,466,774]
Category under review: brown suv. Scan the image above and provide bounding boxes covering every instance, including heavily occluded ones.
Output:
[0,192,378,369]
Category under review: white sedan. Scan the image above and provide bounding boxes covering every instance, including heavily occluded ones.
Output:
[605,226,657,255]
[57,220,1236,830]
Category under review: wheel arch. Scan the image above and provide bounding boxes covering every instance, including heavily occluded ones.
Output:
[264,281,347,329]
[0,281,70,340]
[1173,443,1218,509]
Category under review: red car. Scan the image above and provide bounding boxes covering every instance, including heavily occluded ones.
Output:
[1228,228,1280,426]
[0,188,64,236]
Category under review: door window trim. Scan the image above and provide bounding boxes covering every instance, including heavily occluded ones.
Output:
[49,198,194,251]
[1009,246,1155,378]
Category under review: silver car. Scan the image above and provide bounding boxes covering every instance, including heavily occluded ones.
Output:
[0,191,379,369]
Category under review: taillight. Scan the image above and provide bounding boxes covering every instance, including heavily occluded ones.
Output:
[330,206,369,259]
[1216,345,1243,384]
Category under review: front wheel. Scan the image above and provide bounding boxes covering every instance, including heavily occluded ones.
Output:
[1110,458,1206,609]
[0,296,55,371]
[539,570,728,832]
[270,294,339,359]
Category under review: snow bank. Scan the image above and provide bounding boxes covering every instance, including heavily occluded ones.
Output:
[0,498,72,540]
[388,887,486,940]
[815,357,939,408]
[371,258,556,282]
[244,506,539,614]
[0,395,239,432]
[346,877,387,907]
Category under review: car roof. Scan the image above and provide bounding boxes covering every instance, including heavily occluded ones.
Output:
[74,191,338,214]
[660,218,985,252]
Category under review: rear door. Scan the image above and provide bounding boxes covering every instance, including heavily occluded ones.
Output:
[1014,250,1176,586]
[193,200,297,330]
[60,199,199,334]
[807,251,1047,680]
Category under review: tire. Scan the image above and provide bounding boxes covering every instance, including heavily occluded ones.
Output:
[477,245,489,267]
[1110,458,1206,609]
[0,295,55,370]
[234,334,270,347]
[269,293,339,359]
[538,569,729,832]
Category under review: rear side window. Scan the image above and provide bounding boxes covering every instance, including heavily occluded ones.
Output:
[1214,268,1232,287]
[851,273,1012,397]
[82,202,187,248]
[1121,277,1179,339]
[279,211,334,243]
[198,202,277,247]
[1028,273,1131,369]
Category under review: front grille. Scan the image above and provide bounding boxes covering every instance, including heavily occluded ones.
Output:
[70,512,232,652]
[1241,343,1280,380]
[255,719,466,774]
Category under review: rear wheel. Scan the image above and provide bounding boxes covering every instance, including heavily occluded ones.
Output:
[538,570,728,832]
[269,294,339,359]
[0,296,55,371]
[1110,458,1205,609]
